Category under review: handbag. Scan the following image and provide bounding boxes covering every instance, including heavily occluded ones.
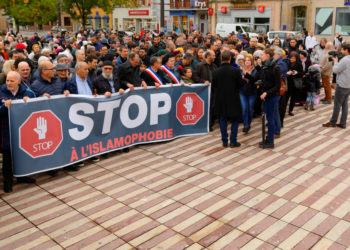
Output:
[279,77,287,96]
[293,78,303,89]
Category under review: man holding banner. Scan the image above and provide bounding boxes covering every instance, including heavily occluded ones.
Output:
[0,71,36,193]
[141,57,164,87]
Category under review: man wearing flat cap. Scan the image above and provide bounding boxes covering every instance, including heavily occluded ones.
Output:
[55,63,70,83]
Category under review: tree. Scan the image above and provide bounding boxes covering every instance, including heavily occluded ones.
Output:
[0,0,58,32]
[62,0,137,29]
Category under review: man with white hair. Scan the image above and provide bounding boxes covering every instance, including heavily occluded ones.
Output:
[16,61,33,87]
[0,71,36,192]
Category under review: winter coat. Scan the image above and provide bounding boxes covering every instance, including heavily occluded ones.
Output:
[31,75,65,97]
[212,63,243,118]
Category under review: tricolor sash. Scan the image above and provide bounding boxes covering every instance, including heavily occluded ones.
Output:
[161,65,180,84]
[145,68,163,85]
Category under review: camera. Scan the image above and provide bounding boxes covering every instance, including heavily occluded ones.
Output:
[255,80,263,87]
[328,51,341,62]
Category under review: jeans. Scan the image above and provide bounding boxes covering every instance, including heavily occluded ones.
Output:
[330,85,350,126]
[264,96,279,142]
[239,93,257,127]
[274,96,281,135]
[306,92,316,103]
[219,116,239,144]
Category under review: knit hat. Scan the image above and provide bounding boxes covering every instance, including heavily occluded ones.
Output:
[56,63,69,71]
[156,49,167,56]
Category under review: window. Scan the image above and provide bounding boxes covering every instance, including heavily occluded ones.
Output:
[63,17,71,26]
[336,7,350,35]
[235,17,251,23]
[315,8,333,35]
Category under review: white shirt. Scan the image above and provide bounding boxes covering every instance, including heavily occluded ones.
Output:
[305,35,317,50]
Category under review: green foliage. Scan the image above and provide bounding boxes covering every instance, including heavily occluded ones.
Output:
[0,0,58,26]
[62,0,137,28]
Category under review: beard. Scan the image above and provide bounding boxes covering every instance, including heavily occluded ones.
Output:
[102,72,113,80]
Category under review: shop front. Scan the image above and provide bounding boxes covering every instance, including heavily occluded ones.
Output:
[216,6,271,33]
[113,8,156,33]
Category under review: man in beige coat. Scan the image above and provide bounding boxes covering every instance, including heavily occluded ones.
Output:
[320,42,334,104]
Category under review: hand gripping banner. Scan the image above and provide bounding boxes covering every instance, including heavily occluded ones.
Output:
[9,84,210,176]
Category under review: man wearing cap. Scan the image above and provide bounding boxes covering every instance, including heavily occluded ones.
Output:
[93,60,123,96]
[55,63,70,83]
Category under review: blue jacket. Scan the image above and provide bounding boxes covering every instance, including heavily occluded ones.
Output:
[64,74,93,94]
[31,75,65,97]
[275,57,289,79]
[0,84,36,149]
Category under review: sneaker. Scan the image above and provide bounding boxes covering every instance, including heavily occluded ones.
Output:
[76,161,85,167]
[322,100,331,104]
[310,102,315,111]
[304,102,309,110]
[322,122,336,128]
[91,157,100,162]
[230,142,241,148]
[17,177,36,184]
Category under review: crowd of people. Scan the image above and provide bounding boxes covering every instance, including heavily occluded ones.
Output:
[0,27,349,193]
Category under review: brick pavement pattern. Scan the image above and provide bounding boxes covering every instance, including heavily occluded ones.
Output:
[1,100,350,249]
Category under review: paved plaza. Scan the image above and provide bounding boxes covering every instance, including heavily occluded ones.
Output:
[1,97,350,249]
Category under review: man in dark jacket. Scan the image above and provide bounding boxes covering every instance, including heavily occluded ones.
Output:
[258,48,281,149]
[141,56,165,86]
[0,71,36,192]
[31,61,69,97]
[93,61,123,96]
[193,50,217,130]
[64,62,93,95]
[212,50,243,148]
[147,36,162,57]
[117,53,147,91]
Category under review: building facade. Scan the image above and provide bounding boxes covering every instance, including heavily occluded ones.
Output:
[169,0,209,34]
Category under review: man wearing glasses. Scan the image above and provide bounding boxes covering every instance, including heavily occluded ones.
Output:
[31,61,69,98]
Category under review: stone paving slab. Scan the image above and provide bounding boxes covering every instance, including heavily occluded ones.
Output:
[1,97,350,249]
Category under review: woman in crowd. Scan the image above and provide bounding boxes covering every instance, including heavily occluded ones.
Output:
[286,51,303,116]
[240,55,258,133]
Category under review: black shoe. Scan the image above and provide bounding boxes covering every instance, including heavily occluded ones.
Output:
[123,148,130,153]
[210,127,214,132]
[17,177,36,184]
[288,112,294,116]
[259,140,274,149]
[223,143,228,148]
[76,161,85,167]
[230,142,241,148]
[310,102,315,111]
[64,165,80,172]
[3,180,13,193]
[322,100,331,104]
[49,170,59,177]
[101,153,109,159]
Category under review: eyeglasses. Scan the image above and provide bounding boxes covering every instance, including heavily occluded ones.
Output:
[104,67,113,70]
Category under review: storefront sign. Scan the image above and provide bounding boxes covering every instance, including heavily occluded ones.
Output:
[258,5,264,13]
[221,6,227,14]
[170,10,195,16]
[129,10,149,16]
[345,0,350,5]
[194,0,206,8]
[208,8,213,16]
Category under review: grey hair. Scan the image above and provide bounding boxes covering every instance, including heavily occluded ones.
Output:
[274,48,284,57]
[75,61,86,70]
[38,56,50,64]
[166,41,175,49]
[41,48,51,54]
[7,70,21,80]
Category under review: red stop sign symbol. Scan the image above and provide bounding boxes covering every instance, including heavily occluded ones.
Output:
[176,93,204,125]
[19,110,63,158]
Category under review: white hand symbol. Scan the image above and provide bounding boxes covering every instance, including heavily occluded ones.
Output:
[183,97,193,113]
[33,117,47,140]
